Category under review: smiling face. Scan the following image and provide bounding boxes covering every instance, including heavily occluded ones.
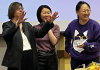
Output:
[76,4,91,21]
[40,8,51,23]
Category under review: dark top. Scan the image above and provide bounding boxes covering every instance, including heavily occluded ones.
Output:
[63,19,100,60]
[2,20,54,69]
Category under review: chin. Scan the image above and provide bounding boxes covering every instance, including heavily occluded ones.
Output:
[83,18,89,21]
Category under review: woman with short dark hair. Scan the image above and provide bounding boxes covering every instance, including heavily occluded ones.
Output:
[2,2,59,70]
[63,1,100,70]
[34,5,60,70]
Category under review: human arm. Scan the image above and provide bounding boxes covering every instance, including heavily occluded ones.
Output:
[78,23,100,53]
[34,11,59,38]
[2,10,27,40]
[63,24,72,54]
[48,25,60,45]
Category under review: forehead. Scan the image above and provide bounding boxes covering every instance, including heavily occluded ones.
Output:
[19,5,22,7]
[41,8,50,12]
[80,4,90,10]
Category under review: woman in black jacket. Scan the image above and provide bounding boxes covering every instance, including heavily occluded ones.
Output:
[2,2,58,70]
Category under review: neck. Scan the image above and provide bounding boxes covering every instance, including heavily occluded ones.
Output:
[79,19,89,25]
[41,21,45,24]
[11,17,19,23]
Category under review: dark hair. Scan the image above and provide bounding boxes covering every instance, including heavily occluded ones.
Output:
[76,1,91,18]
[36,5,52,23]
[76,1,90,11]
[8,2,23,19]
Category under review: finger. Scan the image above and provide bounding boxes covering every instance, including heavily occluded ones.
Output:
[44,18,47,22]
[56,16,59,19]
[21,10,24,16]
[22,18,28,22]
[23,11,26,16]
[21,10,25,17]
[47,16,50,20]
[24,18,28,21]
[53,11,58,16]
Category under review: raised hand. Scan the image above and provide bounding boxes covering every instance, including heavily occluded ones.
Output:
[47,11,59,24]
[16,10,28,27]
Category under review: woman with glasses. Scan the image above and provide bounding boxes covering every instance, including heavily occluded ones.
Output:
[34,5,60,70]
[63,1,100,70]
[1,2,58,70]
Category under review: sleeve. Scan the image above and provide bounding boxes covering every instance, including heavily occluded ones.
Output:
[63,24,72,53]
[33,21,54,38]
[83,23,100,52]
[2,22,19,41]
[53,25,60,43]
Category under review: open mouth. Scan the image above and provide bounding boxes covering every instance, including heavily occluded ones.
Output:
[84,15,88,18]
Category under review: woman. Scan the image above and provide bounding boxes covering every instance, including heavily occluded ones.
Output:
[63,1,100,70]
[2,2,58,70]
[34,5,60,70]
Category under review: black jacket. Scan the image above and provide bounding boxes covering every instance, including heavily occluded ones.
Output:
[1,20,54,69]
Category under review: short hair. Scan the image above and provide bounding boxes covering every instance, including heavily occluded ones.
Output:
[76,1,91,18]
[76,1,91,11]
[8,2,23,19]
[36,5,52,23]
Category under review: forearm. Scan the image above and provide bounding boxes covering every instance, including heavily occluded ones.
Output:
[34,21,54,38]
[65,37,72,53]
[48,30,57,45]
[83,42,100,52]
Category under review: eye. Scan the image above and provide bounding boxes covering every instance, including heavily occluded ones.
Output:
[82,11,85,12]
[47,12,51,14]
[43,12,46,14]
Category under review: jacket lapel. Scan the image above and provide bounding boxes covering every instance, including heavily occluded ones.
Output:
[14,27,23,51]
[22,23,31,45]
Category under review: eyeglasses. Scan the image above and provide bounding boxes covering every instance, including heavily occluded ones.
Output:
[73,36,88,40]
[17,7,24,10]
[79,9,91,14]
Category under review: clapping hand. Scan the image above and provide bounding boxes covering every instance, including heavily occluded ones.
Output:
[16,10,28,27]
[45,11,59,24]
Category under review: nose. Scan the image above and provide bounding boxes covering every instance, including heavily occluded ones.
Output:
[85,11,88,14]
[45,14,49,17]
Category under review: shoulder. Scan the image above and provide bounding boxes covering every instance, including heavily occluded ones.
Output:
[52,24,60,31]
[33,24,40,27]
[3,21,12,24]
[69,19,78,25]
[2,21,14,27]
[22,22,32,26]
[51,24,60,33]
[89,19,100,30]
[89,19,99,25]
[89,19,100,27]
[67,19,78,28]
[54,24,60,28]
[22,22,30,25]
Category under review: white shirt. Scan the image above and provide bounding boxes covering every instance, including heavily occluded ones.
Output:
[21,31,32,51]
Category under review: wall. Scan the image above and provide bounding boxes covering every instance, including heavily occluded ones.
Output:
[0,37,7,70]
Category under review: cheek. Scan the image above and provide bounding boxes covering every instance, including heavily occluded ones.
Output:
[41,15,45,20]
[88,13,90,16]
[41,15,45,22]
[48,14,51,17]
[14,11,20,16]
[78,13,83,17]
